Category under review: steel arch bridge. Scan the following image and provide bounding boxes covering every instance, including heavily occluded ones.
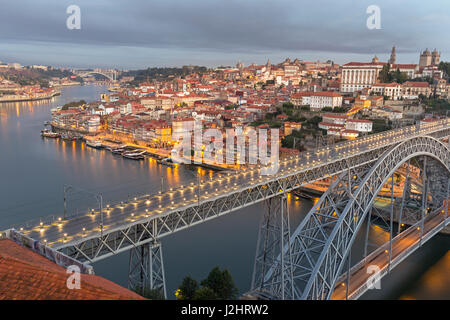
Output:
[3,120,450,299]
[74,70,118,81]
[252,136,450,300]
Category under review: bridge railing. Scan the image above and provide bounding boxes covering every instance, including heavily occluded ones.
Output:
[8,120,450,235]
[335,207,446,299]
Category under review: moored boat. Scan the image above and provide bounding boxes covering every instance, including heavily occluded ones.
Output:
[86,140,103,149]
[41,129,60,138]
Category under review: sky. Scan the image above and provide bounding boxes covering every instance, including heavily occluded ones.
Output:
[0,0,449,70]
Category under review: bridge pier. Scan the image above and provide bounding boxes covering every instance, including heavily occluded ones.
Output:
[250,194,294,299]
[128,241,167,299]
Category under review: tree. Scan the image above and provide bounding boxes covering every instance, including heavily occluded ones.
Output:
[438,61,450,79]
[177,276,198,300]
[200,266,238,300]
[133,286,165,300]
[378,64,391,83]
[192,286,217,300]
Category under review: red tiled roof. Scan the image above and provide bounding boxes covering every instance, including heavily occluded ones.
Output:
[403,81,430,88]
[347,119,372,123]
[323,114,348,119]
[312,92,342,97]
[0,239,145,300]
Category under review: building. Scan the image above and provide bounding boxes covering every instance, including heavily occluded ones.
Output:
[310,92,343,111]
[322,113,348,125]
[284,122,302,136]
[345,119,373,132]
[392,64,419,79]
[431,49,440,66]
[340,61,385,93]
[419,49,439,67]
[389,46,396,65]
[290,92,313,106]
[370,83,403,100]
[402,81,431,99]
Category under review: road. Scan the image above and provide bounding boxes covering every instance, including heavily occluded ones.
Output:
[14,119,450,250]
[331,209,448,300]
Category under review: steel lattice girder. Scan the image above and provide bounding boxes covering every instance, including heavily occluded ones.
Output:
[58,147,391,262]
[128,241,167,299]
[264,136,450,300]
[251,195,294,299]
[56,126,450,263]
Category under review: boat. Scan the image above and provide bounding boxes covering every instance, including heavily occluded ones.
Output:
[111,148,125,155]
[40,129,60,138]
[86,140,103,149]
[123,153,145,160]
[61,133,77,141]
[123,149,146,156]
[122,149,146,160]
[157,157,176,168]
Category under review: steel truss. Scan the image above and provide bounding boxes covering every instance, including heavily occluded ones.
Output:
[49,125,450,263]
[128,241,167,299]
[251,194,294,299]
[58,146,394,262]
[262,136,450,300]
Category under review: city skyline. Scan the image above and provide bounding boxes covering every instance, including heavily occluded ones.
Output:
[0,0,449,69]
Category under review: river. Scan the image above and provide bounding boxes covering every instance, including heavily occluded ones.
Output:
[0,84,448,299]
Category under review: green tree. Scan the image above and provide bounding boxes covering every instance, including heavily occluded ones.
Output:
[200,266,238,300]
[438,61,450,79]
[378,64,391,83]
[133,286,165,300]
[177,276,198,300]
[193,286,217,300]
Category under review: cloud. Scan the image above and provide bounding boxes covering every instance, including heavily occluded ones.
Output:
[0,0,448,68]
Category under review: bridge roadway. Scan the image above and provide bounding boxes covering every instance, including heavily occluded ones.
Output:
[17,119,450,262]
[331,208,449,300]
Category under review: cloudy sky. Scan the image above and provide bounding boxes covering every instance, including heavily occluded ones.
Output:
[0,0,449,69]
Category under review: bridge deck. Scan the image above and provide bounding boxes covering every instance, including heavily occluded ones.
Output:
[331,210,449,300]
[14,120,450,255]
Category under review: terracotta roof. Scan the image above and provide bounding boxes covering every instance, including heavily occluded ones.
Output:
[0,239,145,300]
[347,119,373,123]
[312,92,342,97]
[323,114,348,119]
[403,81,430,88]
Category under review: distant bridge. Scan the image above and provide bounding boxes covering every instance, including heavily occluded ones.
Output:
[73,69,118,81]
[6,119,450,299]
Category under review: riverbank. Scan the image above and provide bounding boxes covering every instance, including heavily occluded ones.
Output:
[0,90,60,103]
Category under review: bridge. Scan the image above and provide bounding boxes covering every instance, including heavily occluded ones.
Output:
[4,119,450,300]
[72,69,119,81]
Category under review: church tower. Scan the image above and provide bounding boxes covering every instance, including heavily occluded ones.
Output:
[431,49,440,66]
[389,46,396,65]
[419,49,432,67]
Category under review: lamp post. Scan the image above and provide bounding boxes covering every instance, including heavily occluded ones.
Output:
[185,169,202,206]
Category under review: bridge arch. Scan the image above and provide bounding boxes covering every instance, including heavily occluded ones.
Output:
[263,136,449,300]
[77,71,116,81]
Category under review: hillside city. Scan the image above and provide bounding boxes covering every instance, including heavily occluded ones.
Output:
[1,47,449,168]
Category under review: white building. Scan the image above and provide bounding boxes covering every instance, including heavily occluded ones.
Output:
[310,92,343,111]
[322,113,348,125]
[370,83,403,100]
[345,119,373,133]
[87,116,101,132]
[340,61,385,93]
